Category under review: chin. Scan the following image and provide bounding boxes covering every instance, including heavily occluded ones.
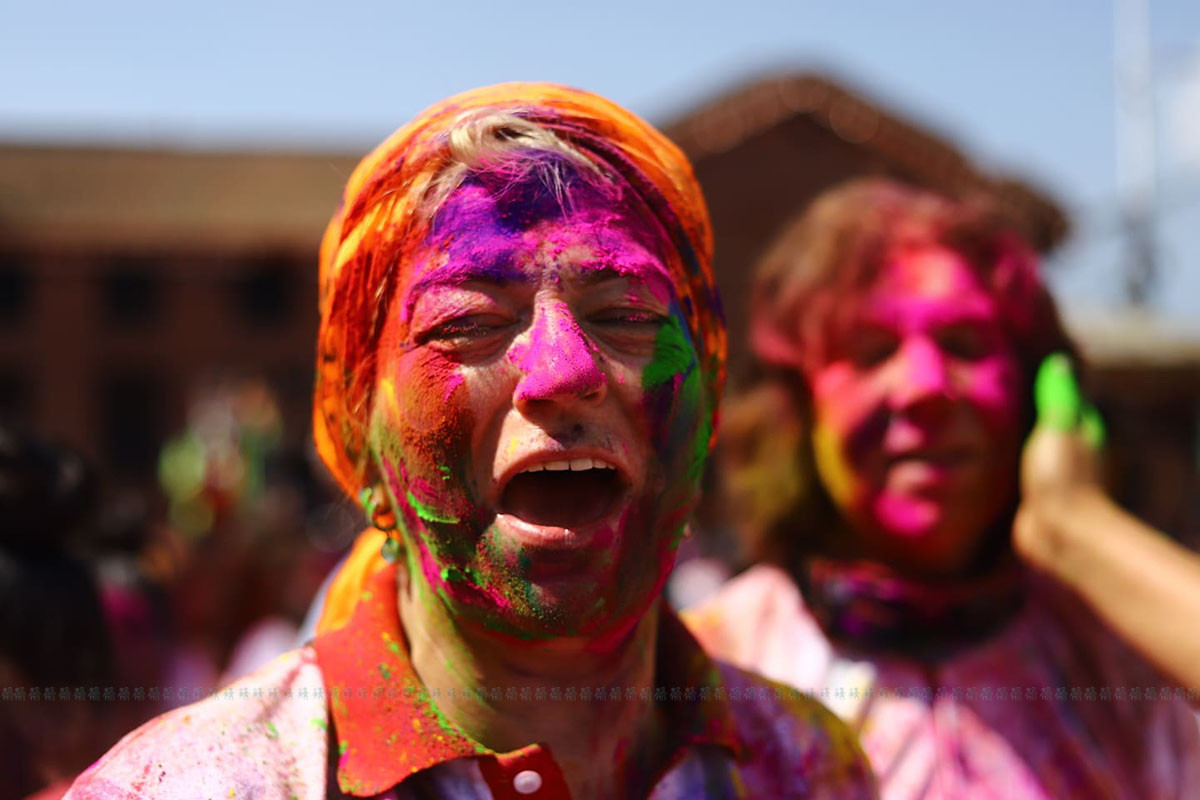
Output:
[874,493,946,539]
[869,495,981,575]
[451,564,658,643]
[486,597,647,645]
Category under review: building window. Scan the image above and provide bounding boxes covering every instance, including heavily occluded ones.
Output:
[102,258,162,327]
[99,371,163,478]
[231,257,295,327]
[0,255,31,326]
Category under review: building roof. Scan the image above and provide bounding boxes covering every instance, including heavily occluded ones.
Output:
[0,143,360,252]
[662,72,1070,252]
[0,73,1068,255]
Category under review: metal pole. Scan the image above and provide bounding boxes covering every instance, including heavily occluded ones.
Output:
[1114,0,1158,306]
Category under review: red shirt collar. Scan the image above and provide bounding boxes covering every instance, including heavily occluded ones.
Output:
[312,563,742,797]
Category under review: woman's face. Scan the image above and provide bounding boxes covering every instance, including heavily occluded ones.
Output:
[367,176,710,639]
[806,245,1024,577]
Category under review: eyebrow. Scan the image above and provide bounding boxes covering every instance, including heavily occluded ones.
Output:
[408,253,527,295]
[574,266,629,287]
[569,262,674,292]
[401,254,527,322]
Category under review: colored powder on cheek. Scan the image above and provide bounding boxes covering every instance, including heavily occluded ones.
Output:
[642,315,695,391]
[680,369,709,483]
[438,563,484,585]
[378,377,403,421]
[642,314,708,482]
[406,487,460,525]
[379,459,417,535]
[443,370,465,403]
[964,360,1024,435]
[373,345,477,532]
[812,422,856,504]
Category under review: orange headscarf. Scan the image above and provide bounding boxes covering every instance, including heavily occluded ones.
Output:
[313,82,725,634]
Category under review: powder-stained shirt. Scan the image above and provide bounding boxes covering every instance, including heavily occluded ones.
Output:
[65,564,875,800]
[684,564,1200,800]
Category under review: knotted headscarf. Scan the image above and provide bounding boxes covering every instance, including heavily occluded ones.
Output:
[312,83,725,633]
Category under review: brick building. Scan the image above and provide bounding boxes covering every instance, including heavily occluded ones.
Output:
[0,145,357,483]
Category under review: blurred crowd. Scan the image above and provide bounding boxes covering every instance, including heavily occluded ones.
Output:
[0,381,351,799]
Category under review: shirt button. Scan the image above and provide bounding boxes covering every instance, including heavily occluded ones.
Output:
[513,769,543,794]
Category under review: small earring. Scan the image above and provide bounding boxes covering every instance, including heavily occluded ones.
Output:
[359,485,397,532]
[380,535,403,564]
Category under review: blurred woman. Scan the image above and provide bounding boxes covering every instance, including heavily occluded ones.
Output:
[686,178,1200,798]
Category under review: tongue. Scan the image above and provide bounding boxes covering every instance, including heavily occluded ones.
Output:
[500,470,624,528]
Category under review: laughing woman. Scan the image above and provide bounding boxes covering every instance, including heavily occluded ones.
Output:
[65,84,874,799]
[685,178,1200,798]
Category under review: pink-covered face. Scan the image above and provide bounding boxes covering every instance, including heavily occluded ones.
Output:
[367,177,710,640]
[807,245,1024,577]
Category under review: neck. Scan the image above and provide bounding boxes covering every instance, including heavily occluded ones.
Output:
[396,565,669,800]
[800,551,1026,658]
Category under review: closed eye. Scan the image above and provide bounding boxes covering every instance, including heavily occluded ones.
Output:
[588,308,668,327]
[584,307,668,355]
[415,314,517,347]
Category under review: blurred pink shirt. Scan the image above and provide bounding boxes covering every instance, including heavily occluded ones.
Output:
[685,564,1200,800]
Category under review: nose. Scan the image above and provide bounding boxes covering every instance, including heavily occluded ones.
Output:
[513,301,606,415]
[890,336,953,414]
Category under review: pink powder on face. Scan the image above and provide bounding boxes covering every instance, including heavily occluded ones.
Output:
[891,337,951,404]
[443,370,465,402]
[808,246,1024,574]
[510,301,605,404]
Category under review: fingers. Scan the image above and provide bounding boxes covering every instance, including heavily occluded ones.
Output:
[1034,352,1082,431]
[1033,352,1106,449]
[1080,402,1106,451]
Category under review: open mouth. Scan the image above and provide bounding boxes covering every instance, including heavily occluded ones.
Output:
[499,457,628,529]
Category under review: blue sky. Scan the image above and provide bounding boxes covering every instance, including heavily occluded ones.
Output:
[4,0,1199,327]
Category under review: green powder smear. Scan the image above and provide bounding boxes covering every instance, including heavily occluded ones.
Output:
[406,490,460,524]
[643,314,709,483]
[642,316,695,390]
[438,564,483,585]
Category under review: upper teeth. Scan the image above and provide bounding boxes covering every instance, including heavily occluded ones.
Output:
[522,457,617,473]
